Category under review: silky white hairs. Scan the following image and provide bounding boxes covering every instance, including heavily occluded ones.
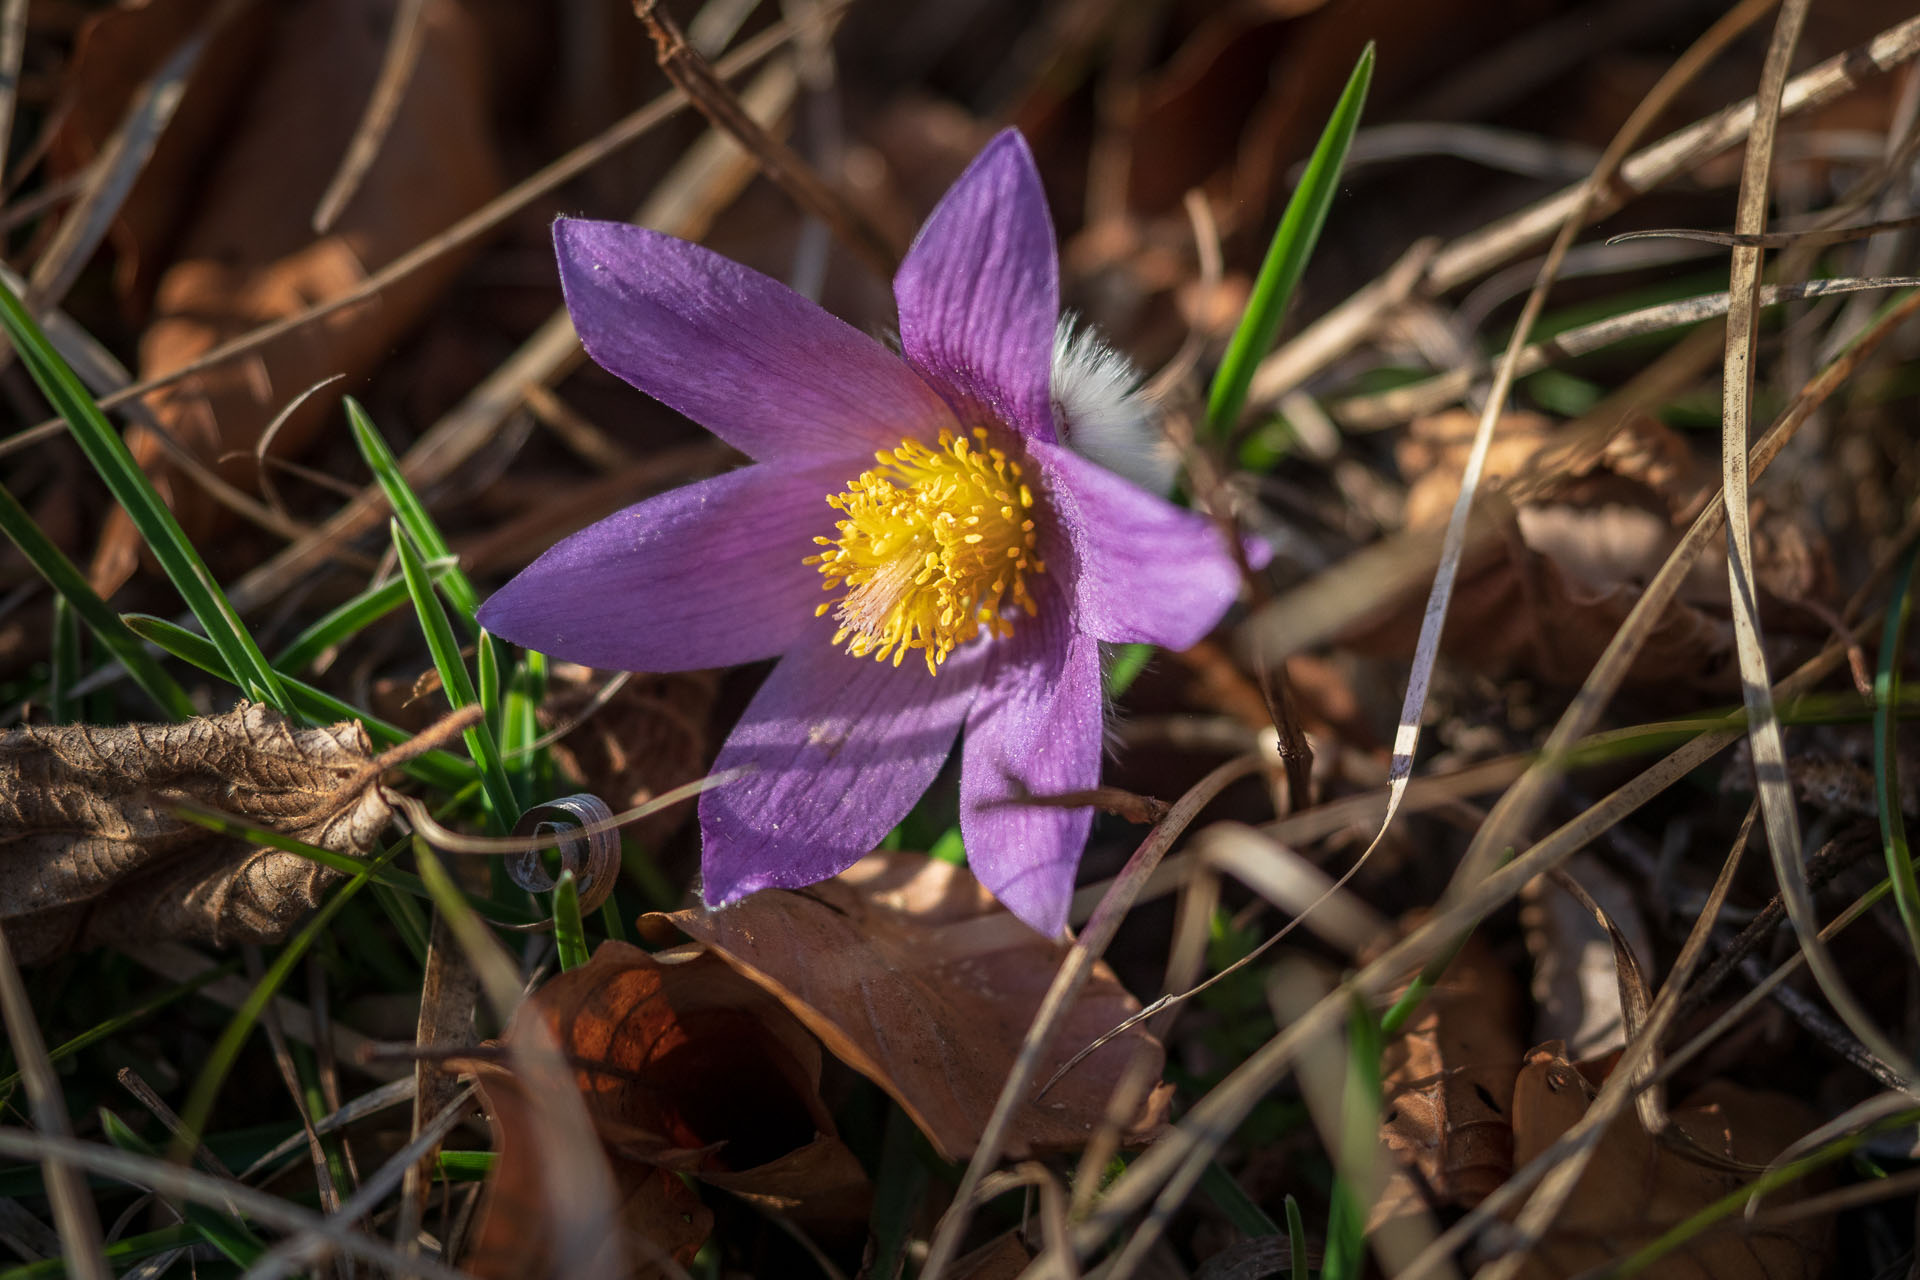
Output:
[1050,315,1177,495]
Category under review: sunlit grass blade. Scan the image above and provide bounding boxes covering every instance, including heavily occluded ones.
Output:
[270,558,459,673]
[552,869,589,970]
[503,647,548,809]
[1205,42,1373,437]
[0,482,193,718]
[122,613,475,793]
[1876,540,1920,960]
[0,279,288,710]
[99,1110,265,1266]
[478,628,505,749]
[436,1150,496,1181]
[346,397,480,622]
[393,519,519,829]
[1104,642,1154,698]
[1321,991,1383,1280]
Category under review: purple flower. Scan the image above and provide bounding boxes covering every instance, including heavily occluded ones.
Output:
[478,130,1243,936]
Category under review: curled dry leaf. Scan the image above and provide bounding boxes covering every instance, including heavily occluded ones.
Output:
[60,0,502,592]
[465,941,868,1280]
[646,852,1173,1161]
[1370,931,1525,1244]
[1504,1041,1831,1280]
[0,702,388,963]
[1344,409,1834,690]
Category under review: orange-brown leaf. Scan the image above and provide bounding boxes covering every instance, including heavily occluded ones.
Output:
[649,852,1171,1162]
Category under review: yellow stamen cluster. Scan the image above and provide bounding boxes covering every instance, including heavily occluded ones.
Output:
[807,428,1043,675]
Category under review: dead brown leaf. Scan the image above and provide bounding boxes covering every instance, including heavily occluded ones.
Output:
[0,702,389,963]
[1371,932,1525,1243]
[63,0,502,593]
[1343,409,1834,691]
[647,852,1172,1162]
[1504,1042,1831,1280]
[465,940,869,1279]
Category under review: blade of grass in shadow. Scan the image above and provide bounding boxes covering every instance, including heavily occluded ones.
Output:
[0,964,235,1096]
[393,519,519,829]
[171,842,402,1163]
[1198,1160,1280,1237]
[0,1224,199,1280]
[122,613,474,792]
[48,597,79,722]
[97,1110,264,1267]
[1204,43,1372,436]
[1875,540,1920,958]
[552,869,589,970]
[346,397,480,622]
[270,558,459,673]
[0,279,287,710]
[0,482,193,718]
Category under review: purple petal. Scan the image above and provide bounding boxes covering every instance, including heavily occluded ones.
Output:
[1032,440,1242,649]
[894,130,1059,443]
[959,596,1102,937]
[477,460,854,671]
[700,626,986,903]
[557,218,955,461]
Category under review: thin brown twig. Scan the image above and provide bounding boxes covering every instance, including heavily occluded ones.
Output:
[312,0,427,234]
[0,926,107,1280]
[631,0,900,279]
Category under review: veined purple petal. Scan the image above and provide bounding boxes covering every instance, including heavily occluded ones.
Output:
[557,218,955,462]
[1032,440,1242,649]
[894,131,1059,444]
[959,594,1102,937]
[477,460,854,671]
[700,626,986,904]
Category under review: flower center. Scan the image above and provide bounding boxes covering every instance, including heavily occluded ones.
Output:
[806,428,1043,675]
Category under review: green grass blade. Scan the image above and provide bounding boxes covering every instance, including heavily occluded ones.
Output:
[48,597,80,722]
[0,279,288,709]
[173,843,400,1163]
[1198,1159,1280,1237]
[99,1110,266,1266]
[393,520,519,829]
[1204,42,1373,436]
[346,398,480,622]
[1284,1195,1308,1280]
[435,1150,496,1181]
[270,561,458,673]
[503,647,548,808]
[478,629,505,748]
[0,1224,199,1280]
[122,612,475,792]
[0,482,193,718]
[0,963,236,1096]
[1876,540,1920,960]
[552,869,589,970]
[1104,642,1154,698]
[1322,991,1383,1280]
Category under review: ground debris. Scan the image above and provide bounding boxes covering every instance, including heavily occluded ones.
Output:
[0,702,389,963]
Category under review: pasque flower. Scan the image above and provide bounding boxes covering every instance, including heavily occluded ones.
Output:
[478,130,1244,935]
